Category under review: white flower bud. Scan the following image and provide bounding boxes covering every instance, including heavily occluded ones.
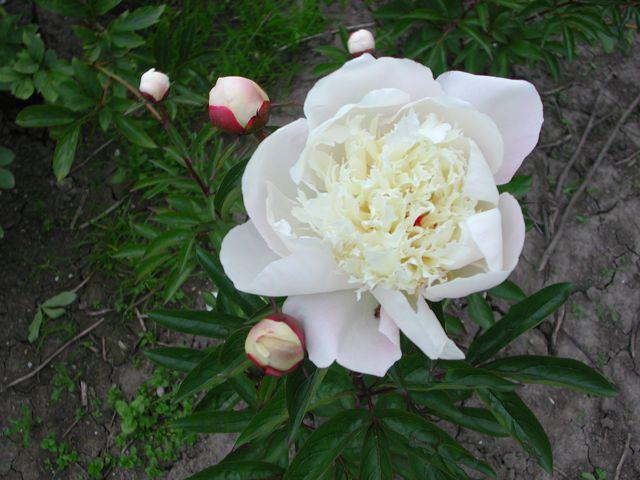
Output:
[208,76,270,135]
[348,29,375,56]
[245,314,305,376]
[139,68,170,102]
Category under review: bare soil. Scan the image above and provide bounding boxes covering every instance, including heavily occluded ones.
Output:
[1,2,639,479]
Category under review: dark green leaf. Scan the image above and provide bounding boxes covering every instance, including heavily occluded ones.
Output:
[484,355,616,396]
[478,390,552,473]
[16,105,77,128]
[28,309,44,343]
[111,5,166,32]
[467,283,572,364]
[114,116,157,149]
[144,347,206,372]
[378,408,494,478]
[236,387,288,447]
[358,426,393,480]
[0,169,15,189]
[286,367,328,443]
[188,461,283,480]
[175,346,250,401]
[149,309,244,338]
[0,147,14,167]
[487,280,526,302]
[498,175,532,197]
[53,125,81,181]
[42,291,77,308]
[171,410,253,433]
[196,247,261,316]
[283,409,370,480]
[214,159,248,214]
[466,294,494,329]
[410,390,508,437]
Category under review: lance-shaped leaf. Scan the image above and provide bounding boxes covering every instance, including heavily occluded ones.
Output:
[466,293,494,329]
[171,410,253,433]
[196,247,263,316]
[286,367,328,443]
[478,389,552,473]
[236,386,288,447]
[215,159,248,214]
[410,390,508,437]
[378,408,495,478]
[188,461,283,480]
[487,280,526,302]
[483,356,616,396]
[175,332,250,401]
[114,116,157,149]
[16,105,77,127]
[149,309,244,338]
[144,347,206,372]
[284,409,370,480]
[358,425,393,480]
[467,283,572,364]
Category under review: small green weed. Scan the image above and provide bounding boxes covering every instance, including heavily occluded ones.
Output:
[41,433,79,474]
[2,403,41,448]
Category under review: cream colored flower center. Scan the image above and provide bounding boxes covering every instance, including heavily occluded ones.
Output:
[293,110,479,294]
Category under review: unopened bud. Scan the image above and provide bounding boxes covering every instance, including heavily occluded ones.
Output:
[208,76,270,135]
[245,314,305,376]
[139,68,170,102]
[348,29,375,57]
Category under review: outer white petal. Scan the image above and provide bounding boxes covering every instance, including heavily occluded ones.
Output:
[436,71,543,184]
[304,54,444,130]
[424,193,525,300]
[292,88,410,185]
[463,140,500,206]
[220,221,353,297]
[283,290,402,376]
[242,119,308,256]
[395,96,504,175]
[465,208,503,272]
[372,287,464,360]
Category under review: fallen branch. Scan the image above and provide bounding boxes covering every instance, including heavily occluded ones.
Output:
[538,89,640,271]
[4,317,107,389]
[613,433,631,480]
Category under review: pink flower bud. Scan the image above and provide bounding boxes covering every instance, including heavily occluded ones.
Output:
[139,68,170,102]
[245,314,305,376]
[348,29,375,57]
[208,76,270,135]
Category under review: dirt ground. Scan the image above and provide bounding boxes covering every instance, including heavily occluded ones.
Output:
[1,2,639,480]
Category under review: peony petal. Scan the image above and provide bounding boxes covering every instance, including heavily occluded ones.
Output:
[220,221,353,297]
[283,290,402,376]
[464,140,500,206]
[372,287,464,360]
[242,118,309,257]
[436,71,543,184]
[292,88,411,185]
[424,193,525,301]
[304,54,444,130]
[395,96,504,175]
[465,208,503,272]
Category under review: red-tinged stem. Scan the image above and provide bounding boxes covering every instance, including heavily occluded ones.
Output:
[183,156,211,196]
[254,129,269,142]
[93,63,211,197]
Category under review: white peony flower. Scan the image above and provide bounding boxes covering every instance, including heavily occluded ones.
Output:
[220,54,543,376]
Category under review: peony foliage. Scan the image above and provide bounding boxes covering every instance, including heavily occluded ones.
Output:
[8,1,627,478]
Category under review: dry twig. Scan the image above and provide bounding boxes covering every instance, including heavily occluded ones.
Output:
[613,433,632,480]
[4,317,107,389]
